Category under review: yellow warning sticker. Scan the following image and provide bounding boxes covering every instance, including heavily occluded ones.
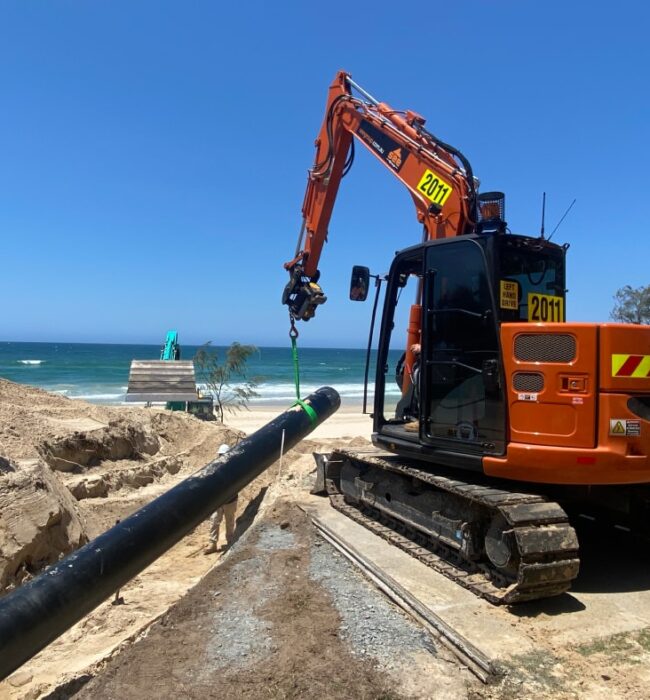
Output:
[500,280,519,309]
[610,420,626,435]
[416,169,453,207]
[609,419,642,437]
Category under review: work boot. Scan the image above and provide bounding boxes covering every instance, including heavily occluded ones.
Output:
[203,542,219,555]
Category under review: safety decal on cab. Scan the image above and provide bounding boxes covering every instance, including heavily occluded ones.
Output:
[611,354,650,378]
[609,419,641,437]
[527,293,563,323]
[500,280,519,310]
[416,169,453,208]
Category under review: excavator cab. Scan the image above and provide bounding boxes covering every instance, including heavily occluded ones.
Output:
[373,233,568,469]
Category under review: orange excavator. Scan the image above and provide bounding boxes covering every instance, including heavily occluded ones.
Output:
[283,71,650,603]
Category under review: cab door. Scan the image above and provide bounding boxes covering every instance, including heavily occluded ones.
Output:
[420,239,506,456]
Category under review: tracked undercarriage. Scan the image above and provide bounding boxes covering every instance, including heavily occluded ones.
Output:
[315,448,580,604]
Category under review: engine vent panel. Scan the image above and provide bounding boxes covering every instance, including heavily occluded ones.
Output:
[514,334,576,363]
[513,372,545,392]
[500,324,597,449]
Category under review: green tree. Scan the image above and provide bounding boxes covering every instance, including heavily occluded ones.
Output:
[610,284,650,325]
[194,342,260,422]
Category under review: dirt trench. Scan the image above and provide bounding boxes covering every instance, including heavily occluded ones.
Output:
[0,377,243,591]
[0,385,368,700]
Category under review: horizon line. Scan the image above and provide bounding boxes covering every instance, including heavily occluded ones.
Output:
[0,339,372,351]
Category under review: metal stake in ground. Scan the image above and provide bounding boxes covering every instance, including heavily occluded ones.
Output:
[111,519,125,606]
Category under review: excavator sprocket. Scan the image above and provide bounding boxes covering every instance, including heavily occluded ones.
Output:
[324,449,580,604]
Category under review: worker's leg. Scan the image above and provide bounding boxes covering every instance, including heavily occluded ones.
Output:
[204,508,223,554]
[223,500,238,546]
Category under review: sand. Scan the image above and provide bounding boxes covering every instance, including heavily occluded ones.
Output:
[4,383,649,699]
[0,382,380,699]
[225,402,374,441]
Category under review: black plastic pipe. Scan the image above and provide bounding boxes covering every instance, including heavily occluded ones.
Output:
[0,387,340,680]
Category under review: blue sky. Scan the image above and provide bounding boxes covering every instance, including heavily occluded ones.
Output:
[1,1,647,348]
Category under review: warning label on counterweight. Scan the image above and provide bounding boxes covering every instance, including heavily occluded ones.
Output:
[609,419,641,437]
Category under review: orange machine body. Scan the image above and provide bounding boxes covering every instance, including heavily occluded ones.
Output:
[485,323,650,484]
[282,71,650,603]
[284,70,650,494]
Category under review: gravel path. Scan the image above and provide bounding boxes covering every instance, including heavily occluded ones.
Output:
[310,538,437,671]
[73,503,470,699]
[201,524,298,673]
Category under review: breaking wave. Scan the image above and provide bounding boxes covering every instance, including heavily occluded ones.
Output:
[74,393,126,402]
[197,381,401,405]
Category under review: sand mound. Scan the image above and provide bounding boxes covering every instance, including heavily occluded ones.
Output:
[0,378,240,596]
[39,418,161,472]
[65,454,183,500]
[0,456,87,591]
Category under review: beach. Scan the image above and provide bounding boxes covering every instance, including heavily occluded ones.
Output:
[225,401,373,440]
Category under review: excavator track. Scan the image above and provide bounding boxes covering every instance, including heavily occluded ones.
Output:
[324,449,580,604]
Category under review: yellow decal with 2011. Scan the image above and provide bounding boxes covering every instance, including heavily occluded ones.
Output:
[528,292,564,322]
[417,169,453,207]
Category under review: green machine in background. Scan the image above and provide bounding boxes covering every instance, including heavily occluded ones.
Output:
[160,330,181,362]
[125,331,213,419]
[161,331,185,411]
[160,331,214,418]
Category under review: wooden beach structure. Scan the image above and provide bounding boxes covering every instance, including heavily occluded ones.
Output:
[125,360,199,403]
[125,360,213,419]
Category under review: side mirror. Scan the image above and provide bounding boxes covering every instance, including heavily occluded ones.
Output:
[349,265,370,302]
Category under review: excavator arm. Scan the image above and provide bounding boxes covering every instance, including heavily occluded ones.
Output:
[282,70,479,322]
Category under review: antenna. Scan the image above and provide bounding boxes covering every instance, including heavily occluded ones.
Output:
[548,198,577,242]
[540,192,546,239]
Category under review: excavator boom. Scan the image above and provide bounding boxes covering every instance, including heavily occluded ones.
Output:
[282,71,482,322]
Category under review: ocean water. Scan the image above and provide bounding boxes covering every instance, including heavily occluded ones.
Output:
[0,341,402,406]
